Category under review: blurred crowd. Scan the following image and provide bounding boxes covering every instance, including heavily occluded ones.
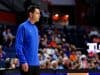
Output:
[38,24,100,70]
[0,24,100,70]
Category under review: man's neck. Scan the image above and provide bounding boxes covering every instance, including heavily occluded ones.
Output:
[28,18,35,24]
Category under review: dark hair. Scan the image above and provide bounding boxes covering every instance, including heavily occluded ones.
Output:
[27,4,40,16]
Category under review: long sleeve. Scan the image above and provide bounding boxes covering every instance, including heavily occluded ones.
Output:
[15,25,26,64]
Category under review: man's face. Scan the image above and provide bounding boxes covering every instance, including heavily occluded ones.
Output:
[30,8,41,23]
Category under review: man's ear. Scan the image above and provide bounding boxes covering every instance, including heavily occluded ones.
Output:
[29,12,33,18]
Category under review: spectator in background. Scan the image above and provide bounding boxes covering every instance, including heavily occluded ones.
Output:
[0,45,6,68]
[7,28,15,40]
[51,60,59,69]
[79,55,88,69]
[48,34,57,48]
[2,29,8,42]
[2,28,15,47]
[62,57,71,69]
[6,28,15,47]
[39,34,48,48]
[10,58,19,69]
[69,50,77,62]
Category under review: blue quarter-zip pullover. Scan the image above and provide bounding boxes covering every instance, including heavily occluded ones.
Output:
[15,20,39,66]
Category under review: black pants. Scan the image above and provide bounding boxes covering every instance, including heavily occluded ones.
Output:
[20,66,40,75]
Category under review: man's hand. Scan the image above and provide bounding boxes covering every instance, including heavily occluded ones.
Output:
[21,63,29,72]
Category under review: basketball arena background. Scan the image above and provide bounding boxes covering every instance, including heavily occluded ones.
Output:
[0,0,100,75]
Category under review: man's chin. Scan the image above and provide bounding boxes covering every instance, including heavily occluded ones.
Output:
[37,20,40,22]
[35,20,39,23]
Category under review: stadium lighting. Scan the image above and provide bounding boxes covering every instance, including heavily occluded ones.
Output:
[55,14,59,17]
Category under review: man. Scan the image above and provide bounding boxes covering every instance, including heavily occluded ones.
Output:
[15,5,41,75]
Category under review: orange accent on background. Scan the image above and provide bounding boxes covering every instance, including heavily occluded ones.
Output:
[68,73,88,75]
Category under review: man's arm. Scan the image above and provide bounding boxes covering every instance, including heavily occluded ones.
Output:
[15,25,27,64]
